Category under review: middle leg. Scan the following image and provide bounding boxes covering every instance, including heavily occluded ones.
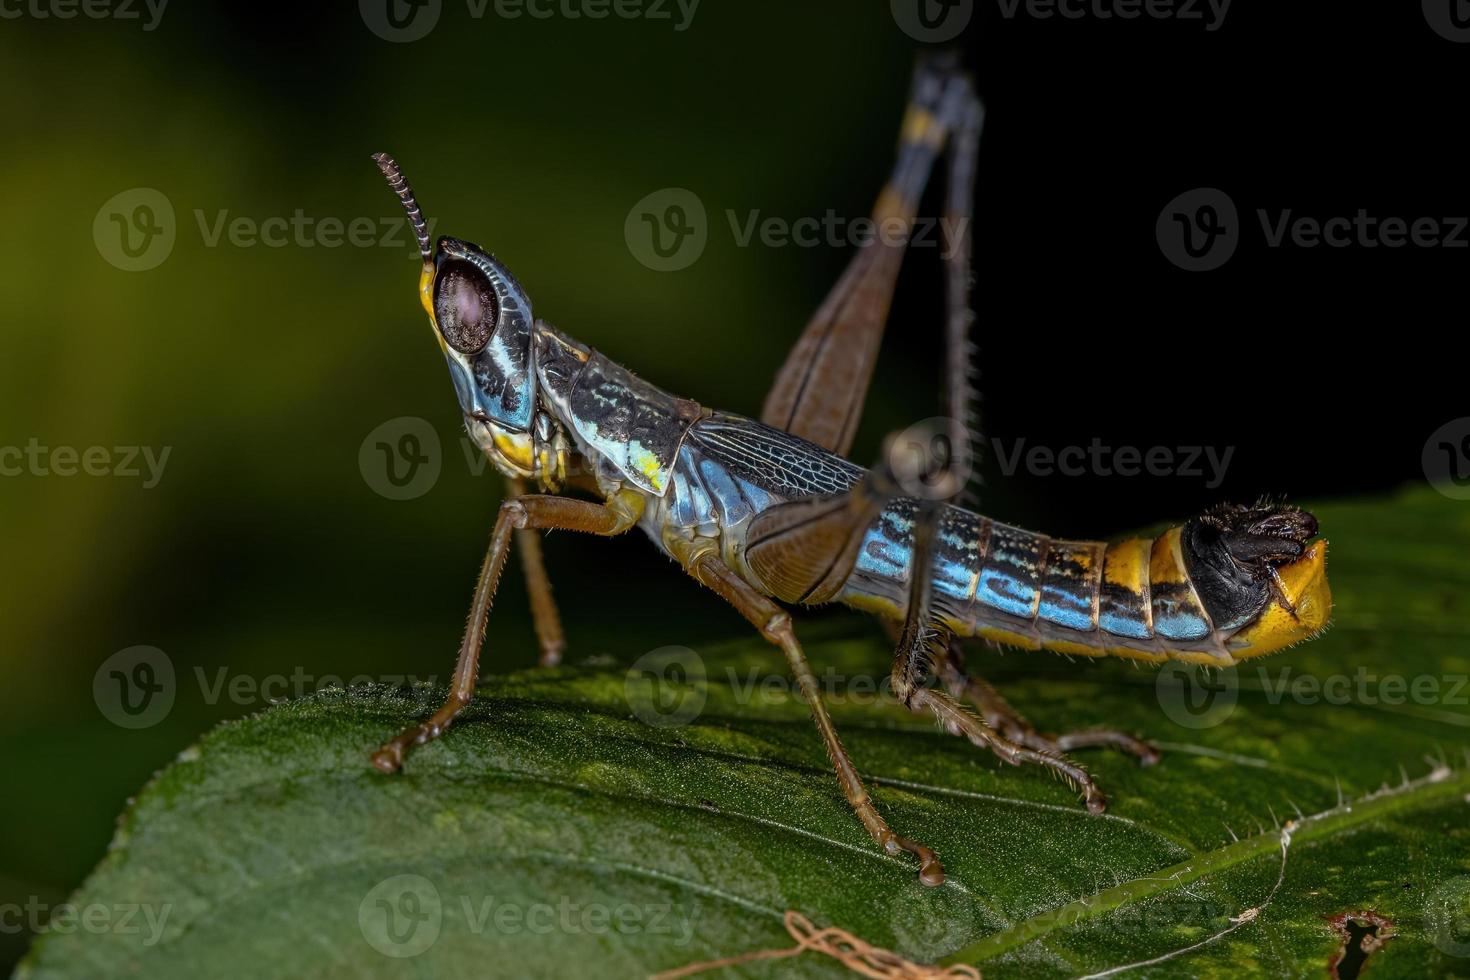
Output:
[506,477,568,668]
[682,547,946,886]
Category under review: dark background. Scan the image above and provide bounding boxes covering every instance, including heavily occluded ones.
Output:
[1,1,1459,969]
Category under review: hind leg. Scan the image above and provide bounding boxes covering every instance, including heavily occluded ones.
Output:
[680,547,945,886]
[885,502,1112,812]
[935,638,1161,765]
[762,52,983,461]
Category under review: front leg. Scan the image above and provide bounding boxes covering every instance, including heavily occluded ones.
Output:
[506,477,569,667]
[372,493,636,772]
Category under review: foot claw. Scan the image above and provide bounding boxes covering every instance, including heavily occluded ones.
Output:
[370,746,402,773]
[885,833,946,886]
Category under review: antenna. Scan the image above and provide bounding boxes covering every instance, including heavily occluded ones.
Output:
[371,152,432,262]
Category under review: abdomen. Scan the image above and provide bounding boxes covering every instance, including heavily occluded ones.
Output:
[657,414,1235,666]
[837,499,1236,666]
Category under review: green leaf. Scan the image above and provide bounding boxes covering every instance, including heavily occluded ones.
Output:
[19,487,1470,979]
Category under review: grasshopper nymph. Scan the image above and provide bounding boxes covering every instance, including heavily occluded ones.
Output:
[367,55,1331,885]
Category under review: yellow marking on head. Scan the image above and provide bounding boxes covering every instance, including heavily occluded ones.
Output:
[418,261,435,319]
[492,429,534,471]
[417,260,450,355]
[1228,541,1332,659]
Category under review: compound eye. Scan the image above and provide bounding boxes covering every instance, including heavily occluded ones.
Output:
[433,259,499,355]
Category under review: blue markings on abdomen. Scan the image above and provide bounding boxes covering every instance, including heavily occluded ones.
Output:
[1039,588,1093,631]
[1151,603,1211,640]
[975,527,1042,619]
[1098,607,1151,639]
